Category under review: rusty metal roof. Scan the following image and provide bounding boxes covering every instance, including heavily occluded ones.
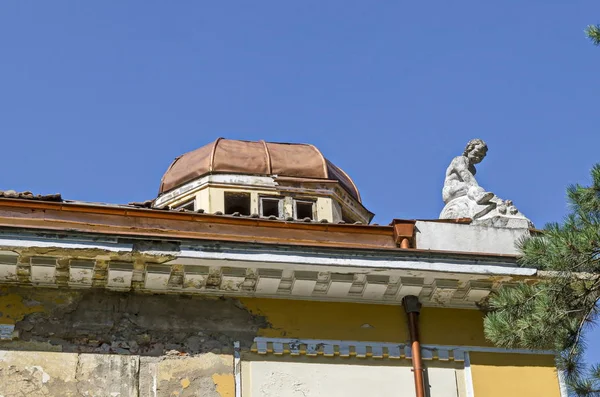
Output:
[159,138,362,202]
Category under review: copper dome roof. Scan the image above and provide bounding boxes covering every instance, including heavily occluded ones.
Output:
[159,138,361,202]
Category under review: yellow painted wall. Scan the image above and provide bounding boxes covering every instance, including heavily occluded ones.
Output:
[240,298,561,396]
[240,298,490,346]
[241,298,408,342]
[470,353,561,397]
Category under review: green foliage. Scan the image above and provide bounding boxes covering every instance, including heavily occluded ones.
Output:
[586,25,600,46]
[484,164,600,396]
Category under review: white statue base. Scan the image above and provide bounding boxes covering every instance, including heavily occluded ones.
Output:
[440,195,533,229]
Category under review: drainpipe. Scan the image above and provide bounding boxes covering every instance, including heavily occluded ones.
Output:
[392,219,416,249]
[403,295,425,397]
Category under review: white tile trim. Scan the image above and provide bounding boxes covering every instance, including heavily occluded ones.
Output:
[464,351,475,397]
[234,341,242,397]
[557,367,568,397]
[176,248,535,277]
[0,237,131,253]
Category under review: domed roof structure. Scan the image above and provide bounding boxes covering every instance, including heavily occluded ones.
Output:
[159,138,361,202]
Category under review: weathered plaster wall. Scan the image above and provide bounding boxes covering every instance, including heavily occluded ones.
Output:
[0,350,234,397]
[240,299,561,396]
[1,287,266,355]
[469,353,561,397]
[0,287,245,396]
[242,358,464,397]
[0,290,560,396]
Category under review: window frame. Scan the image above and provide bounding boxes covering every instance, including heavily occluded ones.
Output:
[259,196,284,219]
[293,198,316,220]
[174,199,195,211]
[224,191,252,216]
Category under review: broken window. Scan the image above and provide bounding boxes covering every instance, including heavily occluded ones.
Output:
[224,192,251,216]
[294,200,315,220]
[260,197,282,218]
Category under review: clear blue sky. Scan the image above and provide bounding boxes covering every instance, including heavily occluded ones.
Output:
[1,1,599,363]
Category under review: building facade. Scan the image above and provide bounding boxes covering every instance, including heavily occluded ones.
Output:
[0,139,562,396]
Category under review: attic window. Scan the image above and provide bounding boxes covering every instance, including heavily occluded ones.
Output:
[224,192,251,216]
[175,199,195,211]
[260,197,282,218]
[341,209,356,224]
[294,200,314,220]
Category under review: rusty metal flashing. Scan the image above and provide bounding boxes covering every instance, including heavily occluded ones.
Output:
[0,198,394,251]
[0,198,523,261]
[391,219,416,248]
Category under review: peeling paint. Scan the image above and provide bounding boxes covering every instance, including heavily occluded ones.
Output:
[0,290,44,325]
[212,373,234,397]
[3,287,265,356]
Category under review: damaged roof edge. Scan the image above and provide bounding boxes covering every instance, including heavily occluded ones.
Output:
[0,226,526,273]
[0,197,531,260]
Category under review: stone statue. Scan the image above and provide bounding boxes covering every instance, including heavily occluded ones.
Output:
[440,139,533,228]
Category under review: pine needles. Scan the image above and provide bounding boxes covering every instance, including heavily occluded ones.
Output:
[484,164,600,396]
[586,25,600,46]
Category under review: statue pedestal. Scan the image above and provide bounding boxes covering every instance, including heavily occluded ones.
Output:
[440,197,533,229]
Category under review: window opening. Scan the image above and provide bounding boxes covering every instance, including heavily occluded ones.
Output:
[295,200,314,220]
[341,210,356,224]
[260,197,282,218]
[224,192,251,216]
[175,199,195,211]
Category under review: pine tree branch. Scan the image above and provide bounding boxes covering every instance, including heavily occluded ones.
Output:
[568,305,595,358]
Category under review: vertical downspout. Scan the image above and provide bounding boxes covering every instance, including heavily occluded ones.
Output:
[403,295,425,397]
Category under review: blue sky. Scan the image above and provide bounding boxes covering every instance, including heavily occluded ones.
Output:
[1,1,599,363]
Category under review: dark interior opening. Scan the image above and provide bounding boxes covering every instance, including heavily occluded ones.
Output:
[296,201,314,220]
[261,198,281,218]
[224,192,251,215]
[176,200,195,211]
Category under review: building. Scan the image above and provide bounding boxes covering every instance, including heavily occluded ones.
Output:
[0,138,563,396]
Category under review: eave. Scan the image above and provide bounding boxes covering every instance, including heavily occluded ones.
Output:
[0,198,538,308]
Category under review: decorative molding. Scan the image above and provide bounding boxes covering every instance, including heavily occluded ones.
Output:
[0,257,531,308]
[0,234,538,307]
[0,258,514,307]
[234,341,242,397]
[251,338,556,359]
